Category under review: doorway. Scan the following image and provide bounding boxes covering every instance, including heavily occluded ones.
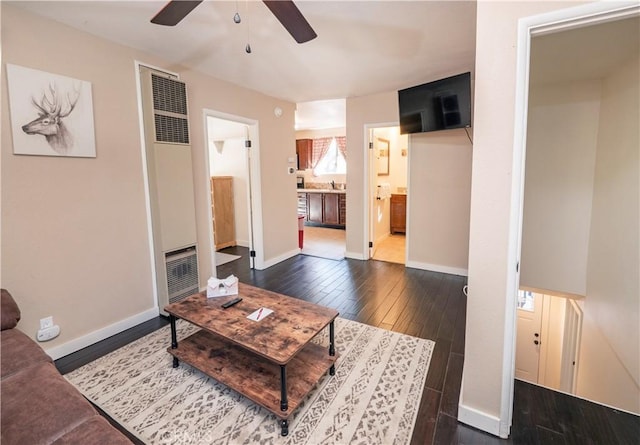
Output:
[366,125,408,264]
[515,290,582,394]
[510,3,639,417]
[204,111,261,272]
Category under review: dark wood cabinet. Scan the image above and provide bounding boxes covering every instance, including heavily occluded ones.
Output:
[303,191,346,228]
[296,139,312,170]
[307,192,323,223]
[323,193,340,225]
[390,194,406,234]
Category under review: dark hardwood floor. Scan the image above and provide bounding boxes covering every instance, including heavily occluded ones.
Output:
[55,246,639,444]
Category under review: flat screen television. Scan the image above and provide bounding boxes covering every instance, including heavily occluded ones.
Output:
[398,72,471,135]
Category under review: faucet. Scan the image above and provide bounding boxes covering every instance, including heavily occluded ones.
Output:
[331,180,335,189]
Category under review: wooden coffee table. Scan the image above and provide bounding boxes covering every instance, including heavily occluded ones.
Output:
[164,283,339,436]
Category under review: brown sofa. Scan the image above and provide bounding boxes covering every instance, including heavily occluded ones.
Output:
[1,289,132,445]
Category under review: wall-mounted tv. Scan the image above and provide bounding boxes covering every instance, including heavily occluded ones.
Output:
[398,72,471,135]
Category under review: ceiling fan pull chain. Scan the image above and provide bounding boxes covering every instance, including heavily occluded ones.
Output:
[245,0,252,54]
[233,0,241,23]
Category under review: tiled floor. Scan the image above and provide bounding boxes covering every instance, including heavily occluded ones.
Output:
[373,234,406,264]
[301,226,406,264]
[300,226,345,260]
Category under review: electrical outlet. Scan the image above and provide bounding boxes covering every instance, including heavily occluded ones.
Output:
[40,316,54,330]
[37,325,60,342]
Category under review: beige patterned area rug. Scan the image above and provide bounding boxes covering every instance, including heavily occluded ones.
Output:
[66,318,434,445]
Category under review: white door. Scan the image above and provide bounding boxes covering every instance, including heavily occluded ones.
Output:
[515,291,543,383]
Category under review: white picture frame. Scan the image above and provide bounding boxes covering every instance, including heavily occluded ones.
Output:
[6,64,96,158]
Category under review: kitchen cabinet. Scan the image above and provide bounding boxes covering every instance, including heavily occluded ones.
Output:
[307,192,323,223]
[323,193,340,225]
[296,139,312,170]
[390,194,406,234]
[304,191,345,228]
[211,176,236,250]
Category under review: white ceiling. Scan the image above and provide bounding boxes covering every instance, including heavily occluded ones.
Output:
[11,0,478,105]
[11,2,638,131]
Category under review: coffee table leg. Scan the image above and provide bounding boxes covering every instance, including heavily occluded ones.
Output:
[329,320,336,375]
[280,365,288,412]
[281,419,289,436]
[170,315,179,368]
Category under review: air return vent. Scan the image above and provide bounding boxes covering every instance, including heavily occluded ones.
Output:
[154,114,189,145]
[151,74,190,144]
[165,246,199,304]
[151,74,188,114]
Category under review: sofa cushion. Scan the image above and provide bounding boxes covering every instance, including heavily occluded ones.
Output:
[1,289,21,330]
[51,416,133,445]
[1,362,98,445]
[0,328,53,379]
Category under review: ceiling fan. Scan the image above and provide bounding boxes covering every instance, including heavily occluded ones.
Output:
[151,0,317,44]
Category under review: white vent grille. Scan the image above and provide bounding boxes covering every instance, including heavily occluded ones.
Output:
[151,74,190,144]
[165,247,199,304]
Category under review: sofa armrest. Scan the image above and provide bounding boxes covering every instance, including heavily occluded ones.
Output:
[1,289,21,331]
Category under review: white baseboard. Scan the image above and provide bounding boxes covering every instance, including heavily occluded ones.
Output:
[345,251,366,260]
[405,260,468,276]
[258,248,300,270]
[458,404,505,438]
[44,306,160,361]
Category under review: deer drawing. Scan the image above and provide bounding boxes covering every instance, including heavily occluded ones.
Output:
[21,84,80,154]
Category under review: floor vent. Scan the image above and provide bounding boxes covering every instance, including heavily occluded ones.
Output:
[165,246,199,304]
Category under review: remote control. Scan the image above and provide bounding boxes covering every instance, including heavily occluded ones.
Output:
[221,297,242,309]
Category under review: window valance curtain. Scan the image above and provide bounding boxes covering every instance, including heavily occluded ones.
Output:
[335,137,347,161]
[311,138,333,170]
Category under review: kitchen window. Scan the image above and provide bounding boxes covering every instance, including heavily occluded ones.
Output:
[313,137,346,176]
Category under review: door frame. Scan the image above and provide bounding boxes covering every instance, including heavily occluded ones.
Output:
[362,121,402,260]
[202,109,264,273]
[503,1,640,437]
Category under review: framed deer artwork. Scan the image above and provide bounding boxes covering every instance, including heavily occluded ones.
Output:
[6,64,96,158]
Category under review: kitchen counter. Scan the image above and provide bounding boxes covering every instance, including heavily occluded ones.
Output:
[298,188,346,194]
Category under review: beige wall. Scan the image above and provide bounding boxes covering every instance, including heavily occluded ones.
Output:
[520,80,601,295]
[345,89,472,272]
[462,0,583,435]
[407,131,472,274]
[1,4,298,357]
[518,59,639,414]
[583,55,639,413]
[345,91,399,258]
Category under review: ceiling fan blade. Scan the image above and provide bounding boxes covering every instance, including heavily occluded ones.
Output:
[262,0,317,44]
[151,0,203,26]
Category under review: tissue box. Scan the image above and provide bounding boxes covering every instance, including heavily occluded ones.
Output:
[207,274,239,298]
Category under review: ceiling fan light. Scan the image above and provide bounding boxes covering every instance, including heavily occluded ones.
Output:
[245,43,252,54]
[233,12,241,24]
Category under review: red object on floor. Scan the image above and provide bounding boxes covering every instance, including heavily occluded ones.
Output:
[297,215,305,248]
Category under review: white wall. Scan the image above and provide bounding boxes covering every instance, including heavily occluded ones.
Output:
[520,80,601,295]
[208,137,250,247]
